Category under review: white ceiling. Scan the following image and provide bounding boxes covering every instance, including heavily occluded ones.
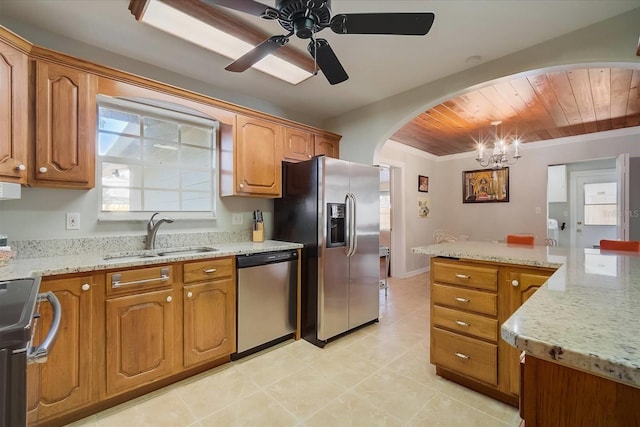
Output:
[1,0,639,123]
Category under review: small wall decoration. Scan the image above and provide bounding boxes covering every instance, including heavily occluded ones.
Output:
[418,175,429,193]
[462,167,509,203]
[418,197,430,217]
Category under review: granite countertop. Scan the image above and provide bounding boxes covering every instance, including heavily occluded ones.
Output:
[0,240,302,281]
[413,241,640,389]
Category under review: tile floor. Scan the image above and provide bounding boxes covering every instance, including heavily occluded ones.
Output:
[67,273,520,426]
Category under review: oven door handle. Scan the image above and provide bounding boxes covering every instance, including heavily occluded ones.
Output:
[27,291,62,364]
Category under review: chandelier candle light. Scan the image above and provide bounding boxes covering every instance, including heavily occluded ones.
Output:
[476,121,522,169]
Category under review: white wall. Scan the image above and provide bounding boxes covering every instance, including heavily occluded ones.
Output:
[376,130,640,278]
[434,130,640,243]
[0,186,273,241]
[377,141,438,276]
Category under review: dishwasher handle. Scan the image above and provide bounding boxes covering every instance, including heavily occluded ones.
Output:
[236,250,298,268]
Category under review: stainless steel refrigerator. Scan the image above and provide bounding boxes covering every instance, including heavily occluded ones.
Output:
[274,156,380,347]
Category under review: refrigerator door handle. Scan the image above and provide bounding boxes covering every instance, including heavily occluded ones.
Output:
[349,192,358,256]
[344,194,353,256]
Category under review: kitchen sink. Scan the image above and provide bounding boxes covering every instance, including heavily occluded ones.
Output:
[156,247,219,256]
[103,252,159,262]
[103,247,218,262]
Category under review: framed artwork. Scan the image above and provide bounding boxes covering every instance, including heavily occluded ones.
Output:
[462,167,509,203]
[418,197,430,217]
[418,175,429,193]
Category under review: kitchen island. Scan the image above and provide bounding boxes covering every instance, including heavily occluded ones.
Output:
[414,241,640,426]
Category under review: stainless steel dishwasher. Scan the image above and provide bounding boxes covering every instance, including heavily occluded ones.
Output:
[234,250,298,359]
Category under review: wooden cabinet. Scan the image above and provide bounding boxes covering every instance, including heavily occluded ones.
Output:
[430,257,555,406]
[225,114,283,197]
[105,265,175,397]
[183,257,236,368]
[27,274,100,425]
[499,267,554,396]
[283,127,314,162]
[314,133,340,159]
[0,37,29,183]
[32,60,96,188]
[522,355,640,426]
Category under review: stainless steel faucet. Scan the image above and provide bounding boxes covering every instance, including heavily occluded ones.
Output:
[146,212,174,250]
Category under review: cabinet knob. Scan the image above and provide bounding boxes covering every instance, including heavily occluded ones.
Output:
[166,296,173,302]
[16,164,26,171]
[239,183,244,189]
[186,291,193,298]
[308,154,312,158]
[39,166,48,173]
[511,279,520,287]
[81,283,90,291]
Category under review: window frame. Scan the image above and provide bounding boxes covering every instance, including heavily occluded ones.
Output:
[96,95,219,221]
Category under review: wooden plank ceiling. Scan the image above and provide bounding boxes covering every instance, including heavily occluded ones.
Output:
[390,67,640,156]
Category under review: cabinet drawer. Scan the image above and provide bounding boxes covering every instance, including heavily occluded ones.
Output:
[106,265,173,297]
[432,327,497,386]
[183,257,234,283]
[432,261,497,291]
[432,283,497,316]
[432,305,497,342]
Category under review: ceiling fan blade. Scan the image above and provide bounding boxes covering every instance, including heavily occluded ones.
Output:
[330,13,435,35]
[226,35,289,72]
[200,0,279,19]
[308,39,348,85]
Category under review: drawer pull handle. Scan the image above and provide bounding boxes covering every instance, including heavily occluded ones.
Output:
[455,274,470,280]
[455,352,470,360]
[455,297,470,303]
[111,268,170,288]
[455,320,470,327]
[203,268,217,274]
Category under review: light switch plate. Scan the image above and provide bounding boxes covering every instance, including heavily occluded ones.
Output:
[232,213,243,225]
[66,212,80,230]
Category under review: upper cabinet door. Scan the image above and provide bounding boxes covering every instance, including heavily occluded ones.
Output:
[0,40,28,183]
[283,127,313,162]
[234,115,283,197]
[314,134,340,159]
[32,60,96,188]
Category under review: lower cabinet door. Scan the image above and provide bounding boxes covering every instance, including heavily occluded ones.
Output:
[183,279,236,368]
[106,289,175,396]
[27,275,96,424]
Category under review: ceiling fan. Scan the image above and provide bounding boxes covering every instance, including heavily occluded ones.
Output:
[201,0,435,85]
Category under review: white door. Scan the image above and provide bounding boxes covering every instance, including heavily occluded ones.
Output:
[570,170,617,249]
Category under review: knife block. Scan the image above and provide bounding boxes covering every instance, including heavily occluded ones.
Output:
[252,223,264,242]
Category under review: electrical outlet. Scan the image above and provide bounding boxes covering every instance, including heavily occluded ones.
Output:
[66,212,80,230]
[231,213,243,225]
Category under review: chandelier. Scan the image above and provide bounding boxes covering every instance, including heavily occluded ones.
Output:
[475,121,522,169]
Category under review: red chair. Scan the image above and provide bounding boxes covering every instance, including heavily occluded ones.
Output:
[506,235,535,245]
[599,240,640,251]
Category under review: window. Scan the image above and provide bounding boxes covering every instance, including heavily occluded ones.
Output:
[583,182,617,226]
[97,96,218,220]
